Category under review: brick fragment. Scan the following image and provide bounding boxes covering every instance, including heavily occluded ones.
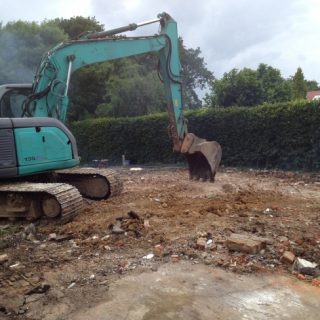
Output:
[280,251,296,265]
[226,233,267,254]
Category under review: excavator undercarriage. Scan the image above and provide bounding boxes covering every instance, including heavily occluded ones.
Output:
[0,168,123,222]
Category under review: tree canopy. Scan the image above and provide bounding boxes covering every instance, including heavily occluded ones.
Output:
[204,64,312,108]
[292,67,307,100]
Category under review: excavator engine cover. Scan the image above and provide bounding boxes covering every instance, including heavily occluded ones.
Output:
[181,133,222,182]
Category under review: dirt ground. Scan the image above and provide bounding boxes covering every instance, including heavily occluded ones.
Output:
[0,167,320,319]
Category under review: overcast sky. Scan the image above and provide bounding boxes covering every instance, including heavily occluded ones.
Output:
[1,0,320,84]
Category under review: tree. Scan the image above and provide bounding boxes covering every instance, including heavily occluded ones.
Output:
[206,68,263,107]
[256,64,291,103]
[48,16,104,39]
[179,38,214,108]
[305,80,319,91]
[205,64,293,107]
[96,60,166,118]
[129,37,214,109]
[292,67,307,100]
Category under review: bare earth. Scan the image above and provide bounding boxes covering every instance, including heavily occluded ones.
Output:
[0,167,319,319]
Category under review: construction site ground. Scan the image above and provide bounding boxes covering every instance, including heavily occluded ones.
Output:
[0,166,320,319]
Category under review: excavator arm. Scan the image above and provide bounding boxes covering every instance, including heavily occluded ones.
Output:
[1,13,221,182]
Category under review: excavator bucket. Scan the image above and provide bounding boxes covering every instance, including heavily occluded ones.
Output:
[181,133,222,182]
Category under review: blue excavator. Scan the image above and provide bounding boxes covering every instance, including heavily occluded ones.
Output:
[0,13,221,221]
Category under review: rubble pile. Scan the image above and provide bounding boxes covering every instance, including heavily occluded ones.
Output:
[0,167,320,318]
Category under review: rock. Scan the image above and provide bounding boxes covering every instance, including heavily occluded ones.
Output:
[297,273,306,281]
[226,233,267,254]
[55,234,73,242]
[25,283,50,295]
[128,211,140,220]
[280,251,295,265]
[144,219,151,228]
[48,233,57,240]
[263,208,273,214]
[25,293,44,304]
[312,278,320,287]
[51,289,65,299]
[196,238,207,250]
[0,254,8,264]
[293,258,318,273]
[278,236,289,243]
[67,282,76,289]
[24,223,36,235]
[9,262,24,270]
[112,221,125,234]
[153,244,164,257]
[143,253,154,260]
[170,255,179,263]
[299,267,320,277]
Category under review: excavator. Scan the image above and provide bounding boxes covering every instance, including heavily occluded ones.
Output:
[0,13,221,222]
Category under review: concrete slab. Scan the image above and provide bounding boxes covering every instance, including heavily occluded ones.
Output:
[71,262,320,320]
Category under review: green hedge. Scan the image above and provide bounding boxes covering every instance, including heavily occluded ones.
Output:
[71,100,320,170]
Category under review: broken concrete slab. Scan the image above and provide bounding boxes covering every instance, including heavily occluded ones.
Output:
[294,258,317,271]
[226,233,267,254]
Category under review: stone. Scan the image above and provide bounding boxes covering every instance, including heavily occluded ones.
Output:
[170,255,179,263]
[24,223,36,235]
[0,254,8,264]
[312,278,320,287]
[55,234,73,242]
[143,253,154,260]
[280,251,295,265]
[25,294,44,304]
[25,283,50,295]
[278,236,289,243]
[48,233,57,240]
[112,221,125,234]
[293,258,318,272]
[226,233,267,254]
[196,238,207,250]
[153,244,164,257]
[299,267,320,277]
[144,220,151,228]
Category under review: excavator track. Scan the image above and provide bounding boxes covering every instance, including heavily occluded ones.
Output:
[55,168,123,200]
[0,182,83,222]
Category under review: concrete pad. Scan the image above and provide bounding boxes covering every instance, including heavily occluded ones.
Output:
[71,262,320,320]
